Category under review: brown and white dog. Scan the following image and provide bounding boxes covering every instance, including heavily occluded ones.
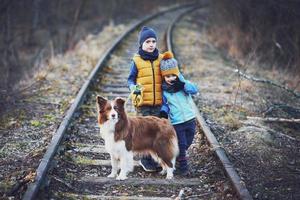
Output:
[96,95,179,180]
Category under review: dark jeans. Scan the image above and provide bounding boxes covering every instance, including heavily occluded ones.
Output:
[136,105,161,117]
[174,118,196,170]
[137,105,161,168]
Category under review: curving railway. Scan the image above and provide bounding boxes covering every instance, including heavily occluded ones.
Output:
[23,3,252,200]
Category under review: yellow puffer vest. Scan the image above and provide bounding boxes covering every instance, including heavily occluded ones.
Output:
[132,54,163,106]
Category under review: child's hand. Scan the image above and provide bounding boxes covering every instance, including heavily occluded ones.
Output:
[130,84,142,95]
[159,111,168,119]
[173,78,185,90]
[178,73,186,82]
[133,89,141,95]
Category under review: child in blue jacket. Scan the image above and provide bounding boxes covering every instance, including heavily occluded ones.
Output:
[160,52,198,175]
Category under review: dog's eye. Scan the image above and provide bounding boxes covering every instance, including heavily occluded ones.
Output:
[113,106,118,110]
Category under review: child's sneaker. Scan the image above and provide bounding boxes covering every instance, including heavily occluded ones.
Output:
[174,167,190,176]
[175,156,189,176]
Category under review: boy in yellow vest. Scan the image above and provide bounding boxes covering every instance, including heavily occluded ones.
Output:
[127,26,163,172]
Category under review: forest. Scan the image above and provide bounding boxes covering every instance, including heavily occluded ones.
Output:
[209,0,300,75]
[1,0,299,108]
[0,0,186,111]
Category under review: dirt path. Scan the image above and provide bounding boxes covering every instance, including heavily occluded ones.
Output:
[41,7,236,200]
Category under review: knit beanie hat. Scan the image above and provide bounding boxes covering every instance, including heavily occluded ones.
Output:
[160,51,180,77]
[138,26,157,46]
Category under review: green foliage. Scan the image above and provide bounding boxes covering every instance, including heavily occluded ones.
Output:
[73,155,95,165]
[43,114,56,124]
[59,99,71,114]
[30,120,43,127]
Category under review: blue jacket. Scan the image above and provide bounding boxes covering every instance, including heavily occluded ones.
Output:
[127,61,138,90]
[161,74,198,125]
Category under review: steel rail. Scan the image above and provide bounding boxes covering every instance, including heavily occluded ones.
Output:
[22,4,194,200]
[166,6,253,200]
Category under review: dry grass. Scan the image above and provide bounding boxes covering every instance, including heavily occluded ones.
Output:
[222,112,242,130]
[231,80,255,93]
[207,26,252,60]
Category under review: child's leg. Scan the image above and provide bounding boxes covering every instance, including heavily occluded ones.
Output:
[185,119,196,150]
[174,123,187,159]
[174,123,188,173]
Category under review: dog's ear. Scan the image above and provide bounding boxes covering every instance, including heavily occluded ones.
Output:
[96,95,107,111]
[115,97,125,108]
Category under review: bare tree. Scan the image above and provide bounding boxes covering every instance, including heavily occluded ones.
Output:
[27,0,42,45]
[65,0,85,50]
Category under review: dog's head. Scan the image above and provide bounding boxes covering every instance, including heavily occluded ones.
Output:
[96,95,126,125]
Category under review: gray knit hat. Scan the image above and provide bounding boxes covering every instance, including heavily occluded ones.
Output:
[160,51,180,77]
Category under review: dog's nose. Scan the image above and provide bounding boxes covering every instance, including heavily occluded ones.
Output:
[111,114,116,118]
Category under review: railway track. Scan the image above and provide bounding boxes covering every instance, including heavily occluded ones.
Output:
[23,3,252,200]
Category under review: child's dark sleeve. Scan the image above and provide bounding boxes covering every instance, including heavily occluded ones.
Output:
[127,61,138,91]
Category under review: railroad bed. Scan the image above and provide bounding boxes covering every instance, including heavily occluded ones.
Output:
[23,4,250,200]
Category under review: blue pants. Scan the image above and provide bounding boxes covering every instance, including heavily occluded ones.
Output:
[173,118,196,170]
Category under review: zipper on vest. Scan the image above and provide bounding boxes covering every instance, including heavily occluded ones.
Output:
[151,61,155,106]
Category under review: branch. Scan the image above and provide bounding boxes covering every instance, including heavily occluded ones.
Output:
[234,69,300,98]
[263,104,300,117]
[247,116,300,123]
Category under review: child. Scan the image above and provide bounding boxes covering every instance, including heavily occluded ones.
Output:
[160,52,198,175]
[127,26,163,172]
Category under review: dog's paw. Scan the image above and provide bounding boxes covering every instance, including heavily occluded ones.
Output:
[160,169,167,175]
[166,174,173,179]
[116,175,127,180]
[107,173,117,178]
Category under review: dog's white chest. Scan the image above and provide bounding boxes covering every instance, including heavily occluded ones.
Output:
[105,133,127,156]
[100,121,128,159]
